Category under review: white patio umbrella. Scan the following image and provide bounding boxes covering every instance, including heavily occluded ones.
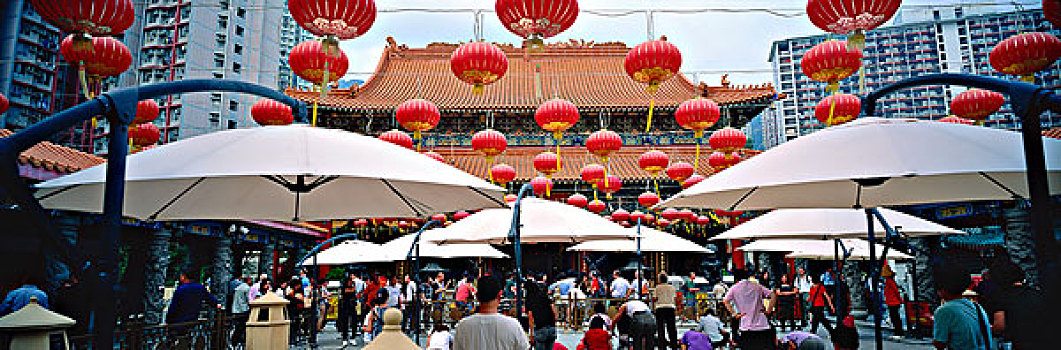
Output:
[34,125,506,221]
[659,117,1060,349]
[301,240,389,266]
[735,238,912,260]
[661,118,1061,210]
[428,197,633,244]
[381,232,508,260]
[713,208,964,240]
[567,226,712,253]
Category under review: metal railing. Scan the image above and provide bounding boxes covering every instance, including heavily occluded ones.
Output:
[68,311,227,350]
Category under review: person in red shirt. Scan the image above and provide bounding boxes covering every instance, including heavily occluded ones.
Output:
[882,264,904,337]
[577,313,611,350]
[808,274,835,334]
[361,275,381,321]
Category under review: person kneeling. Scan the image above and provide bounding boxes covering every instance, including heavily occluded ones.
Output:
[612,299,657,350]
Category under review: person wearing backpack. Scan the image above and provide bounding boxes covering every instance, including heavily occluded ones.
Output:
[362,294,390,341]
[932,262,992,350]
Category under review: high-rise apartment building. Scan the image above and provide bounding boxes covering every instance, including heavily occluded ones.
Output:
[764,6,1061,148]
[278,9,311,91]
[89,0,284,154]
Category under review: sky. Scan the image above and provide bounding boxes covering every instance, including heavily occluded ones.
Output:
[335,0,1035,87]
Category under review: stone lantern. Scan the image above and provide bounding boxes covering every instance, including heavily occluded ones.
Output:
[364,308,421,350]
[245,292,290,350]
[0,297,75,349]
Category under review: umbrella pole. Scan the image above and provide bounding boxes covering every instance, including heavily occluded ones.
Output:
[294,232,360,347]
[637,219,643,300]
[834,238,841,326]
[865,209,883,350]
[406,219,441,344]
[511,183,534,319]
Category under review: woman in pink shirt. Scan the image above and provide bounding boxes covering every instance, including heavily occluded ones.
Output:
[723,269,777,350]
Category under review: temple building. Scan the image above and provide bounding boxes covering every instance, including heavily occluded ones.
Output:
[288,38,779,206]
[288,38,780,274]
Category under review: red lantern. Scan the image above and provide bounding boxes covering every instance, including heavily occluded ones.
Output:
[666,162,694,182]
[586,200,606,213]
[60,34,94,64]
[454,211,470,221]
[938,116,975,125]
[129,123,161,147]
[630,211,646,222]
[379,130,414,149]
[354,219,369,227]
[708,152,727,171]
[657,218,672,227]
[990,32,1061,83]
[134,100,159,125]
[612,209,630,222]
[1047,0,1061,28]
[624,37,682,93]
[586,129,622,159]
[638,192,660,208]
[496,0,578,47]
[251,99,294,126]
[696,216,712,225]
[490,163,517,185]
[424,151,445,163]
[505,194,518,203]
[596,175,621,197]
[580,164,605,184]
[661,208,680,221]
[395,99,441,142]
[638,150,669,175]
[289,40,349,86]
[82,37,131,78]
[450,42,508,94]
[645,214,656,224]
[566,193,588,208]
[682,174,705,189]
[709,128,746,153]
[30,0,135,36]
[0,93,7,115]
[535,98,579,138]
[950,89,1005,122]
[287,0,376,44]
[806,0,901,50]
[472,129,507,161]
[715,209,744,218]
[675,99,720,138]
[815,94,861,127]
[431,214,448,222]
[533,151,561,176]
[678,209,696,221]
[530,176,553,197]
[801,40,862,91]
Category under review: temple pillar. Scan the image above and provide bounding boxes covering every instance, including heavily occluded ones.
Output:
[1003,202,1039,286]
[908,237,936,304]
[143,226,172,325]
[211,234,233,307]
[259,241,274,280]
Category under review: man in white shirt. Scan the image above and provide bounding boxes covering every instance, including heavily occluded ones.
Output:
[452,275,530,350]
[611,271,631,300]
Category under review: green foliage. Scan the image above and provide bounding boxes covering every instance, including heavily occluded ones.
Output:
[324,267,347,281]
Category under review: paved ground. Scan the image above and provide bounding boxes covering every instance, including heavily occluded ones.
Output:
[293,319,933,349]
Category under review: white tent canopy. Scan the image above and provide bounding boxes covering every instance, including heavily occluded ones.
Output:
[713,208,964,240]
[35,125,506,221]
[567,226,713,253]
[381,232,508,260]
[428,197,633,244]
[302,240,389,266]
[736,239,912,261]
[660,118,1061,211]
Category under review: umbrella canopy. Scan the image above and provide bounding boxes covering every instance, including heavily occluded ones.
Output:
[736,239,913,261]
[302,240,389,266]
[428,197,633,244]
[660,118,1061,210]
[380,232,508,260]
[34,125,505,221]
[567,226,713,253]
[713,208,964,240]
[419,263,448,273]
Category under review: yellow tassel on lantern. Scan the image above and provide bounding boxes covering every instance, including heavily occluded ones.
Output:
[693,129,703,171]
[645,99,656,132]
[1021,74,1036,83]
[473,84,485,95]
[415,130,422,152]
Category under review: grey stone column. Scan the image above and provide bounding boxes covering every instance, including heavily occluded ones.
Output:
[143,227,173,325]
[908,237,936,304]
[259,241,274,280]
[844,260,866,313]
[211,235,233,307]
[44,213,81,293]
[1003,203,1039,286]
